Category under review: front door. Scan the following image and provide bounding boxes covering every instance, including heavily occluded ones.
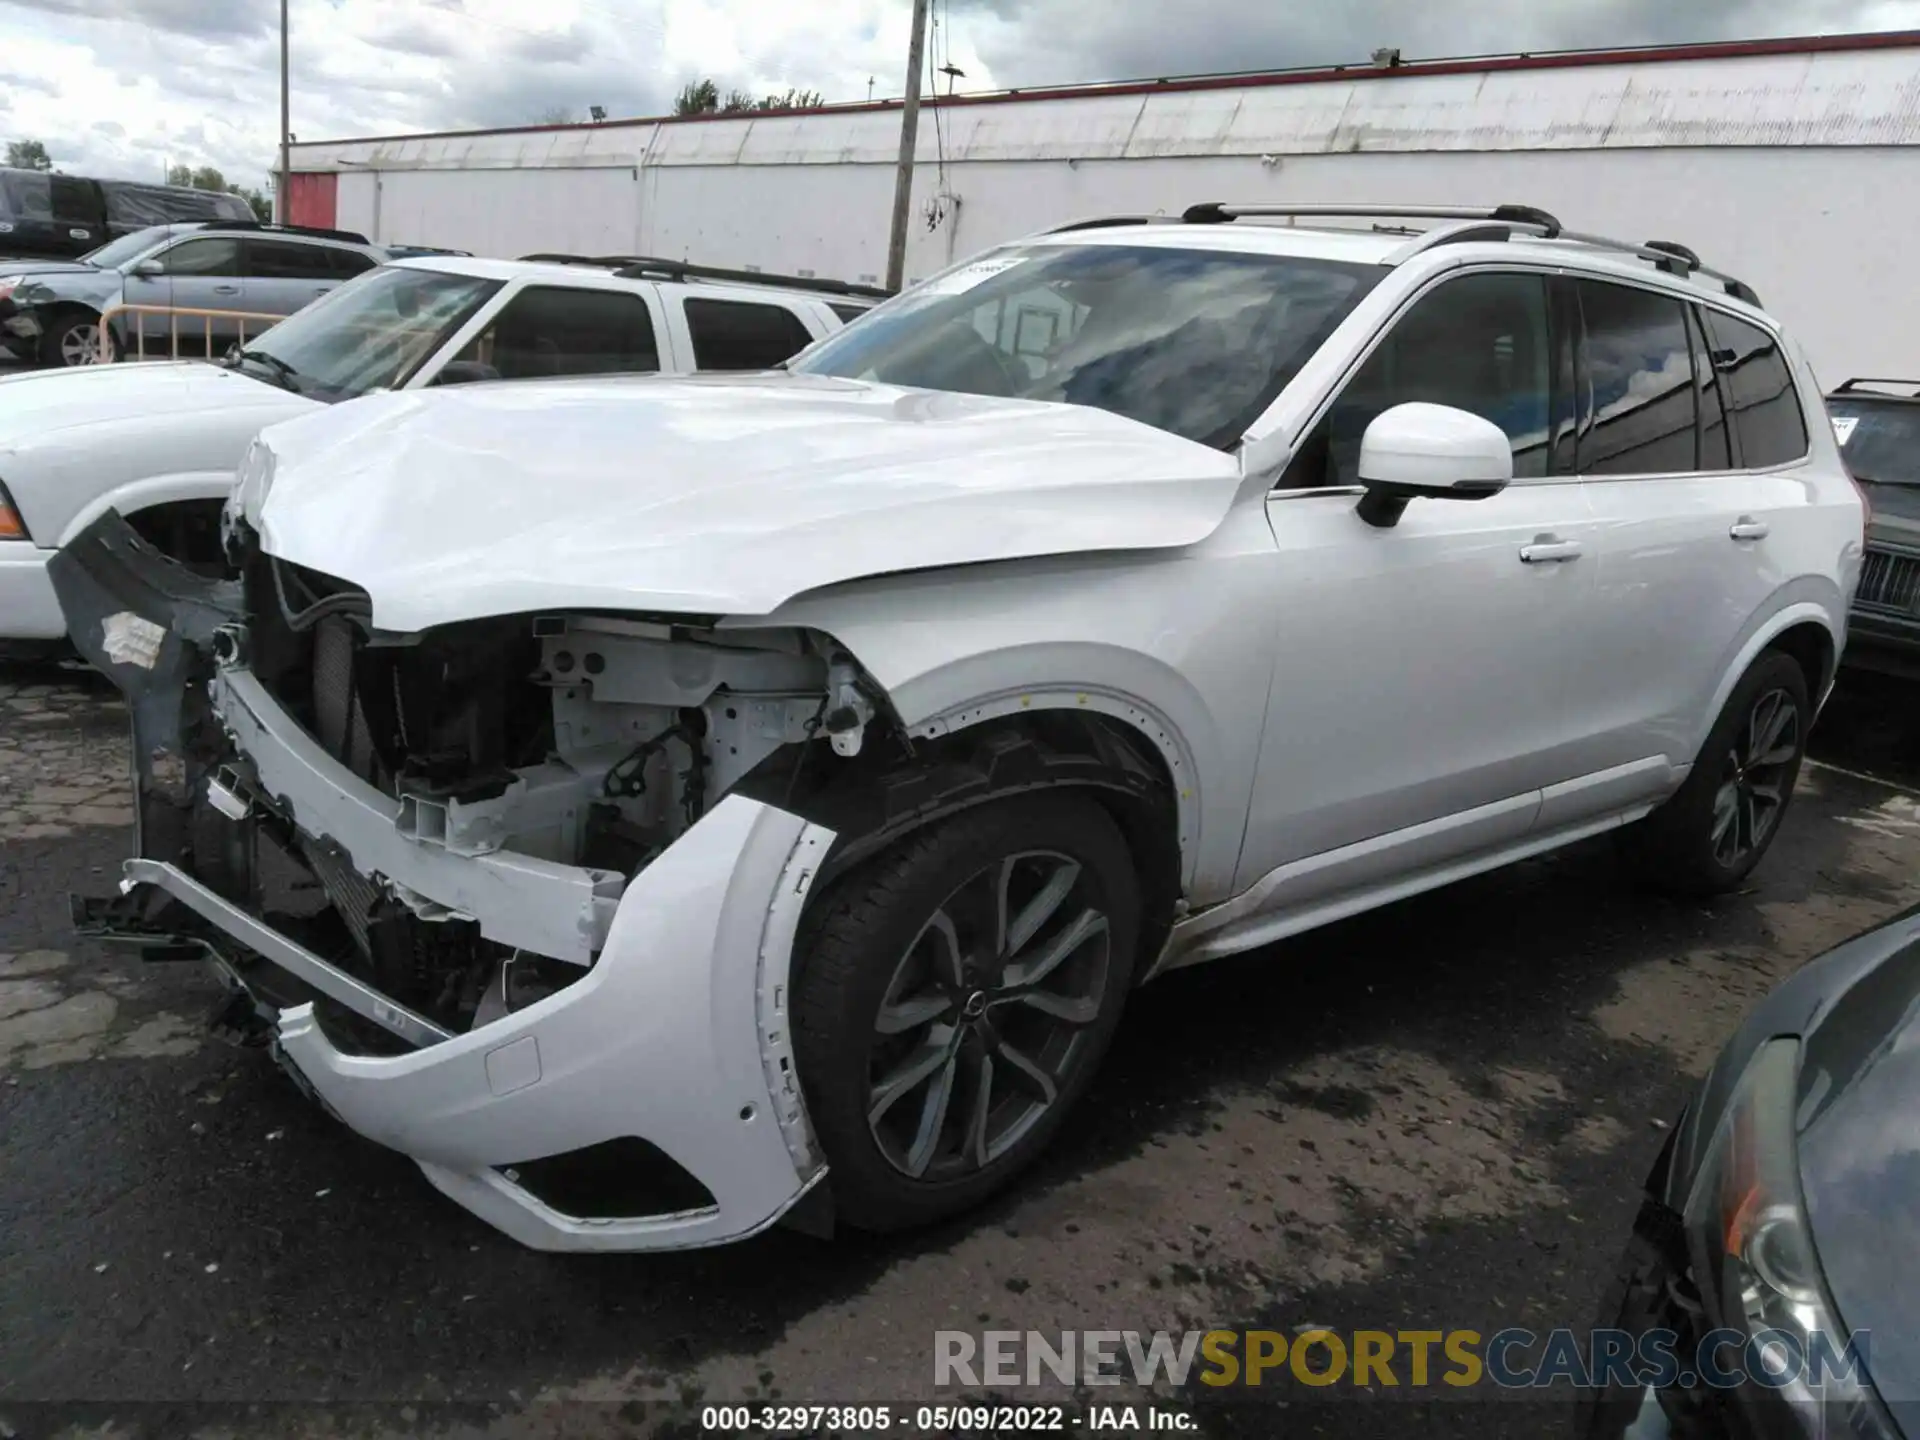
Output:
[1236,267,1601,901]
[135,234,245,355]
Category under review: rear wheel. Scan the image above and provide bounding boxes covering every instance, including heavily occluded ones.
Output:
[793,792,1140,1232]
[1622,649,1810,896]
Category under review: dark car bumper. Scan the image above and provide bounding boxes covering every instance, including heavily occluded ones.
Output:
[1842,607,1920,679]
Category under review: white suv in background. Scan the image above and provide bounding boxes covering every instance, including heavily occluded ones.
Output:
[0,252,879,651]
[56,203,1861,1251]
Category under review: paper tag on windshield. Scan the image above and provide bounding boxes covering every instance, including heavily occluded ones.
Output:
[1832,415,1859,445]
[918,256,1027,296]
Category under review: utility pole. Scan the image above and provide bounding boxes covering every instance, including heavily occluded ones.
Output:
[277,0,291,223]
[884,0,930,293]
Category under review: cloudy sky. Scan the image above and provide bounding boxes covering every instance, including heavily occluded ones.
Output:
[4,0,1920,192]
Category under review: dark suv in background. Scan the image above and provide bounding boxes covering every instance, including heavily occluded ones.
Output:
[1828,379,1920,676]
[0,167,254,262]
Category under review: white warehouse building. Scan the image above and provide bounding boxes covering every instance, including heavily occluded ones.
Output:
[286,30,1920,381]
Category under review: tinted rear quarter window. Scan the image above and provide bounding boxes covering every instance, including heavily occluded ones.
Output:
[329,249,376,277]
[829,302,872,325]
[683,297,815,370]
[1576,280,1696,476]
[1702,310,1808,468]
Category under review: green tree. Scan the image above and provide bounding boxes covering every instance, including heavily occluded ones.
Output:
[673,78,719,115]
[166,163,270,222]
[5,138,53,171]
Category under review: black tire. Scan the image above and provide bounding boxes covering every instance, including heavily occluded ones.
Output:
[793,791,1141,1233]
[1622,649,1811,896]
[35,307,109,368]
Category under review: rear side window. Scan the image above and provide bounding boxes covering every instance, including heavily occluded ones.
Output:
[328,249,376,278]
[1701,311,1808,468]
[683,297,815,370]
[452,285,659,380]
[246,239,337,281]
[1575,281,1696,477]
[829,302,871,325]
[49,175,104,228]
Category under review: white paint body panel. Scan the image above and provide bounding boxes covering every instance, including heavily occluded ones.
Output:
[294,42,1920,380]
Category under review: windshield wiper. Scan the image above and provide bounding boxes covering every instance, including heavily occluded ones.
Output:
[234,349,302,392]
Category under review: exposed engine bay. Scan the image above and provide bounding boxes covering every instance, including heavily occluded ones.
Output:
[53,512,883,1046]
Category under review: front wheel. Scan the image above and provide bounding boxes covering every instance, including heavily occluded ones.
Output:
[1622,649,1811,896]
[793,792,1141,1233]
[37,309,112,368]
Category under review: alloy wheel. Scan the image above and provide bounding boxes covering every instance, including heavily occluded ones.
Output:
[865,850,1112,1181]
[1710,687,1800,869]
[58,322,101,366]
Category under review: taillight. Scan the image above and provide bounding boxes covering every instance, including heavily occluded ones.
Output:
[0,483,26,541]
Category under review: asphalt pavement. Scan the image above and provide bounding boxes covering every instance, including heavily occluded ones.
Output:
[2,661,1918,1439]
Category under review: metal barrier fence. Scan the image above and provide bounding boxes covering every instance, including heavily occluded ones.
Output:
[96,304,284,363]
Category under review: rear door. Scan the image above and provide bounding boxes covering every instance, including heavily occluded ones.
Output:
[243,238,344,325]
[1573,280,1812,804]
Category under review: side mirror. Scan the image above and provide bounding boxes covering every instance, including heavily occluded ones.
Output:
[1355,402,1513,529]
[431,360,501,386]
[129,258,163,278]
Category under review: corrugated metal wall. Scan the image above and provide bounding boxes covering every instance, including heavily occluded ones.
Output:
[292,41,1920,379]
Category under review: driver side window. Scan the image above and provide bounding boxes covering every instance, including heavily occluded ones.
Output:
[1283,271,1554,489]
[152,238,241,277]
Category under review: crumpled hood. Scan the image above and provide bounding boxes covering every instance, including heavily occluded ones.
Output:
[0,362,318,546]
[252,372,1243,631]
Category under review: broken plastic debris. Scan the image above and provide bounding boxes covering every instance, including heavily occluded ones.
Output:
[266,1129,285,1141]
[315,1188,331,1198]
[93,1262,109,1274]
[204,1262,219,1274]
[100,612,166,671]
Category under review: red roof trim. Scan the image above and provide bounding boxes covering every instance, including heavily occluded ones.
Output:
[292,28,1920,152]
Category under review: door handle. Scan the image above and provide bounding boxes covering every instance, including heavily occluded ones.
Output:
[1519,536,1584,564]
[212,284,240,295]
[1729,517,1770,541]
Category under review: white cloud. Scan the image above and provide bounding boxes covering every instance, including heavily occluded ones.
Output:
[1,0,1917,192]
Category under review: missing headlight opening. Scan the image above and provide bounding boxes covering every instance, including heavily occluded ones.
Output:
[56,512,888,1050]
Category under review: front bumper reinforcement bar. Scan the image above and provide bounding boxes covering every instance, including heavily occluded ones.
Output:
[122,857,452,1047]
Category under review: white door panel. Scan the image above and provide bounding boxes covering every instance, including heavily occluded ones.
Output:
[1237,481,1601,893]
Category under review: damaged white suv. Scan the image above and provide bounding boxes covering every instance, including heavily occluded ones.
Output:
[55,204,1862,1252]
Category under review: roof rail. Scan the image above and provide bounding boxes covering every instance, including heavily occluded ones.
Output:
[1833,378,1920,397]
[199,219,371,245]
[1044,215,1161,233]
[517,252,892,299]
[1179,202,1565,237]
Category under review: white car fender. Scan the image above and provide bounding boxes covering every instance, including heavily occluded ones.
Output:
[1693,595,1844,758]
[56,470,246,548]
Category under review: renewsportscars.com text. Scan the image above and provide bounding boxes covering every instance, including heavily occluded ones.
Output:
[934,1327,1870,1392]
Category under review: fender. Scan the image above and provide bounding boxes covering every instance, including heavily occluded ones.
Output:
[57,470,240,548]
[1693,592,1842,757]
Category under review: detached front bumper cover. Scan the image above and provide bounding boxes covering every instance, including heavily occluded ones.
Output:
[53,511,835,1251]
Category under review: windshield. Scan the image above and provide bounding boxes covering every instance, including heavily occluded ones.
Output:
[1830,397,1920,487]
[234,265,502,402]
[81,226,179,269]
[791,243,1382,448]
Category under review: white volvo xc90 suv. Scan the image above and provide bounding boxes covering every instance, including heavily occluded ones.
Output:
[53,203,1864,1251]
